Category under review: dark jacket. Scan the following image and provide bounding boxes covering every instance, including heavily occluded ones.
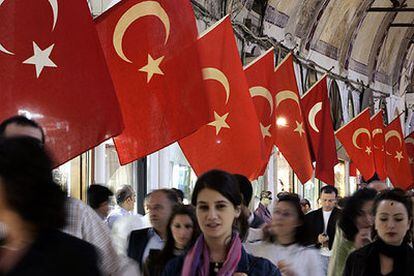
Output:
[162,247,280,276]
[1,230,100,276]
[127,228,152,269]
[343,241,414,276]
[304,207,341,249]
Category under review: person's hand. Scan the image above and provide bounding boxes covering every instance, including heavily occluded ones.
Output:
[277,260,295,276]
[233,273,247,276]
[317,233,329,245]
[354,227,372,249]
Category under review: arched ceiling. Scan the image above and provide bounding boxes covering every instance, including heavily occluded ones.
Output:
[257,0,414,95]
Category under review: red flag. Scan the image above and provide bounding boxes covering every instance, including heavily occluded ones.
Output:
[0,0,123,166]
[301,75,338,185]
[244,48,276,178]
[95,0,209,164]
[349,161,357,177]
[335,109,375,180]
[271,54,313,184]
[370,111,386,180]
[404,131,414,180]
[385,117,413,190]
[179,16,264,179]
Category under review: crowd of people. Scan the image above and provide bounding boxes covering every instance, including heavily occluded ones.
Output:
[0,115,413,276]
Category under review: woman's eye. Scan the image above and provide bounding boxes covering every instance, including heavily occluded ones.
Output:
[216,204,226,209]
[174,224,181,228]
[379,218,387,222]
[198,205,208,210]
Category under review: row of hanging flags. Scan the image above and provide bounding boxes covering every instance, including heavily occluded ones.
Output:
[0,0,413,190]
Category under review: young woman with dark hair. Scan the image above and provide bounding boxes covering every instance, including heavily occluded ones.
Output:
[144,204,199,276]
[245,193,323,276]
[0,137,99,276]
[163,169,279,276]
[344,189,414,276]
[328,188,377,276]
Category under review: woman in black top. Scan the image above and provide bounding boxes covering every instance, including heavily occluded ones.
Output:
[344,189,414,276]
[144,204,199,276]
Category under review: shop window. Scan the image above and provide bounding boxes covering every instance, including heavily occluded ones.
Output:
[53,151,92,200]
[275,149,293,193]
[334,161,346,197]
[171,163,197,203]
[105,144,137,198]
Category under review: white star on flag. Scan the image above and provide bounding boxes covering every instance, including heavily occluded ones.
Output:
[23,42,57,78]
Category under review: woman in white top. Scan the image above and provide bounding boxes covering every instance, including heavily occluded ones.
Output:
[245,193,324,276]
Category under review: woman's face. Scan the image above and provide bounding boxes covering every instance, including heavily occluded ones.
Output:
[170,214,194,249]
[195,188,240,242]
[271,201,301,238]
[375,200,411,246]
[355,200,374,230]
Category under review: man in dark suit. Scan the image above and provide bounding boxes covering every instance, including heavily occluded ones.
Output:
[305,185,340,250]
[127,189,179,269]
[305,185,341,276]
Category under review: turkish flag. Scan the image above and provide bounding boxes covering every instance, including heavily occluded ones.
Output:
[349,161,357,177]
[301,75,338,185]
[271,54,313,184]
[179,16,264,179]
[404,131,414,180]
[95,0,209,164]
[335,109,375,180]
[384,117,413,190]
[370,111,386,180]
[244,48,276,178]
[0,0,123,166]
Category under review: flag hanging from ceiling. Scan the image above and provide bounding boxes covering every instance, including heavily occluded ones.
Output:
[244,48,276,178]
[179,16,264,179]
[335,109,375,180]
[271,53,313,184]
[370,111,386,180]
[384,117,413,190]
[301,75,338,185]
[0,0,123,166]
[95,0,209,164]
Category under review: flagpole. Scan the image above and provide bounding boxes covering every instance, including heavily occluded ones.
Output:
[301,73,328,98]
[243,47,274,70]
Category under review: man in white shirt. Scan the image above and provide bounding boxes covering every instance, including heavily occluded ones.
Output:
[107,185,136,229]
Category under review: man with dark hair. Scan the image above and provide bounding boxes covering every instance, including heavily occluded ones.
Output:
[171,187,184,203]
[87,184,114,220]
[305,185,341,275]
[305,185,340,249]
[127,188,179,269]
[107,185,136,229]
[0,115,45,144]
[233,174,265,228]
